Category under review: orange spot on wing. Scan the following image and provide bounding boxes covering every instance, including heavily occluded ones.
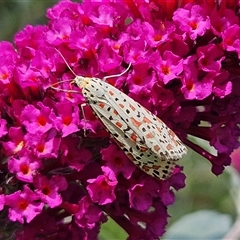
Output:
[166,144,173,150]
[142,165,150,172]
[119,103,124,109]
[168,129,178,146]
[140,146,148,152]
[109,90,114,96]
[129,104,136,111]
[154,145,160,152]
[143,116,151,123]
[99,102,105,108]
[116,122,123,128]
[130,117,142,127]
[146,132,154,138]
[113,109,118,115]
[152,165,160,170]
[130,133,137,142]
[168,129,175,137]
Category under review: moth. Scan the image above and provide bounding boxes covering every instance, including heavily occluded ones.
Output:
[52,49,188,180]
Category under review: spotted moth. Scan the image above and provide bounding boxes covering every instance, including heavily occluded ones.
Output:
[53,50,188,180]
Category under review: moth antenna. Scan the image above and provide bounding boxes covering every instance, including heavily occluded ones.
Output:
[50,79,75,88]
[103,63,132,81]
[50,86,80,94]
[55,48,78,77]
[48,49,79,91]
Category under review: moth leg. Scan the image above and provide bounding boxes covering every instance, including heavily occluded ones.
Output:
[80,103,88,136]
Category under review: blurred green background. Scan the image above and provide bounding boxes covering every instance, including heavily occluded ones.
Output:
[0,1,60,42]
[0,1,236,239]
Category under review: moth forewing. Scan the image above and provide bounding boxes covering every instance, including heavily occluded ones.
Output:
[90,105,176,179]
[98,80,188,160]
[83,79,186,179]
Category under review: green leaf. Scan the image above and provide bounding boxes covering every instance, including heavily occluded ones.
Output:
[164,210,232,239]
[99,217,128,240]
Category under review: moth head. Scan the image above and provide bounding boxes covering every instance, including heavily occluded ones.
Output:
[74,76,88,88]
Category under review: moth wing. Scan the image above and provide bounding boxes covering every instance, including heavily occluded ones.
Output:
[101,82,187,161]
[90,102,176,179]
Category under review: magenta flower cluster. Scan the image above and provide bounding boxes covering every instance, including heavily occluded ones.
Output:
[0,0,239,239]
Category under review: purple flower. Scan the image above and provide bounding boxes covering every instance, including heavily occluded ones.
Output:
[21,103,53,134]
[2,127,25,155]
[33,175,68,208]
[0,118,7,138]
[8,151,42,183]
[173,4,211,40]
[53,102,80,137]
[125,60,155,93]
[150,50,183,84]
[0,42,17,85]
[181,55,214,100]
[0,195,5,211]
[210,7,239,36]
[5,185,44,223]
[0,0,239,239]
[101,143,136,179]
[87,175,118,205]
[75,196,106,229]
[197,44,224,73]
[128,178,158,211]
[60,136,92,170]
[15,212,81,240]
[143,21,176,47]
[222,24,240,58]
[25,130,61,158]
